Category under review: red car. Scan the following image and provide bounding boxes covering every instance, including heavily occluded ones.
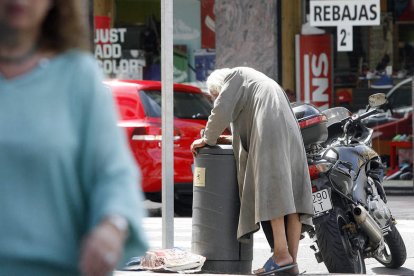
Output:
[105,80,213,215]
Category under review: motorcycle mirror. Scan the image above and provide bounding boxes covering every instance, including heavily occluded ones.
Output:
[368,93,387,108]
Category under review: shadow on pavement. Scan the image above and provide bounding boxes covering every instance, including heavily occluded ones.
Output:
[371,266,414,275]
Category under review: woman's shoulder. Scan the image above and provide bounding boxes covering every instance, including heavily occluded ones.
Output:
[59,50,99,70]
[52,50,105,97]
[53,50,104,87]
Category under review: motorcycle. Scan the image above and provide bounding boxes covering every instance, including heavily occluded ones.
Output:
[292,93,407,274]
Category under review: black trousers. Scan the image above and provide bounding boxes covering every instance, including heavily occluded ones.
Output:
[261,216,289,251]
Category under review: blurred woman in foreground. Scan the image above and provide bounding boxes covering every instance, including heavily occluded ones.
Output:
[0,0,147,275]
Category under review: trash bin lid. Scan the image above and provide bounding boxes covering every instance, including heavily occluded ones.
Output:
[197,145,234,155]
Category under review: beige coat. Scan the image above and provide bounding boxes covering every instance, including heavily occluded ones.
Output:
[203,67,314,240]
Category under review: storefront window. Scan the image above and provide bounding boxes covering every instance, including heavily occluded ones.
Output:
[300,0,413,177]
[93,0,215,85]
[92,0,412,178]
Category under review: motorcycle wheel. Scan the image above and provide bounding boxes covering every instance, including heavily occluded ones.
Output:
[315,207,366,274]
[374,223,407,268]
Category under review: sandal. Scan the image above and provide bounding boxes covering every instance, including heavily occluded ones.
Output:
[254,257,297,275]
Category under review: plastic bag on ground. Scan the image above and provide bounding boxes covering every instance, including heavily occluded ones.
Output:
[126,248,206,273]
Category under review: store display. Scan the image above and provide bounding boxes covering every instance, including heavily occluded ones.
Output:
[194,49,215,81]
[371,75,393,89]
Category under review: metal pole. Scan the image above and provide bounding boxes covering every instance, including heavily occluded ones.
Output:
[161,0,174,248]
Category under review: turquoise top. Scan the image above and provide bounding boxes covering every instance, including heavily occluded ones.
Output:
[0,51,148,275]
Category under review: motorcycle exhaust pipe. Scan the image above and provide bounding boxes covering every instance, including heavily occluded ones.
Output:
[353,205,383,246]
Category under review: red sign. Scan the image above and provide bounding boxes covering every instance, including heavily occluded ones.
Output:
[201,0,215,49]
[94,15,111,46]
[94,15,111,29]
[295,34,333,110]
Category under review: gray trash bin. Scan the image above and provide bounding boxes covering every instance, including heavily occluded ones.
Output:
[191,145,253,274]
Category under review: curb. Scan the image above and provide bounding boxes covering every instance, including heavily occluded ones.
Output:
[383,180,414,194]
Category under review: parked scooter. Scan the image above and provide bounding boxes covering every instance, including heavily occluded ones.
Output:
[292,93,407,274]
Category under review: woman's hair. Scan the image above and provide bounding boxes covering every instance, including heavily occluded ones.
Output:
[40,0,90,52]
[206,68,233,96]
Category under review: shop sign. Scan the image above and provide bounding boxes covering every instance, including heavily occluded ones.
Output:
[310,0,380,51]
[94,28,145,79]
[295,34,333,110]
[201,0,215,49]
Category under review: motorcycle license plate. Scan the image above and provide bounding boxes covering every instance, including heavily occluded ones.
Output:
[313,189,333,217]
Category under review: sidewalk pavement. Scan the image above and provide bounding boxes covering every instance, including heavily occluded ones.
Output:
[115,268,388,276]
[115,181,413,276]
[115,271,396,276]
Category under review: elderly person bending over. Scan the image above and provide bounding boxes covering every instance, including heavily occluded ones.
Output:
[191,67,313,275]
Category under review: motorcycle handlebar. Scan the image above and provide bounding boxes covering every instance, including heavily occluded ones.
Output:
[342,108,379,136]
[342,109,379,126]
[357,109,379,121]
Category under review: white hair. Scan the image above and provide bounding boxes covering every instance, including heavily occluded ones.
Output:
[206,68,233,97]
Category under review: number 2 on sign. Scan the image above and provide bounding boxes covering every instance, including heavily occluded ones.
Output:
[337,26,353,51]
[340,29,346,46]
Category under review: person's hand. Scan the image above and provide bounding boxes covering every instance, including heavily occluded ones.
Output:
[190,138,207,156]
[80,217,128,276]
